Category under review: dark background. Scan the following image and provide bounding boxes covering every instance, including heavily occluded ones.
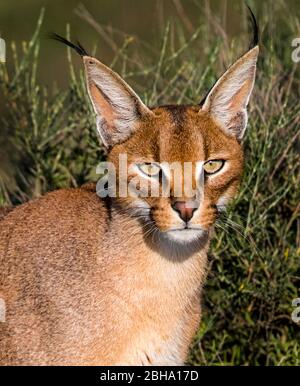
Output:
[1,0,298,87]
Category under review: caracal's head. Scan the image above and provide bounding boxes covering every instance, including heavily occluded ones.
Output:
[53,16,258,248]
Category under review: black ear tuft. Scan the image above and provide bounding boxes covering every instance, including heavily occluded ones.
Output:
[49,33,89,57]
[246,5,259,48]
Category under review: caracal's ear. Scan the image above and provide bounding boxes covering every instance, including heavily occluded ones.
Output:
[201,46,259,140]
[83,57,153,148]
[50,33,153,148]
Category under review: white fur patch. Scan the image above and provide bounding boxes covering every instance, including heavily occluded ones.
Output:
[165,229,205,244]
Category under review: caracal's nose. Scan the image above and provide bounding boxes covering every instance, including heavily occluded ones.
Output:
[172,200,198,223]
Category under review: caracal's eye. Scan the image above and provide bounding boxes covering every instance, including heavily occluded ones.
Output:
[203,160,225,175]
[138,162,161,177]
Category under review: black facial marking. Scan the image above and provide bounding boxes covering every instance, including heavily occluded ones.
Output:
[163,105,188,126]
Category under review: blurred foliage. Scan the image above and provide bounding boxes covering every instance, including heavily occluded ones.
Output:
[0,0,300,365]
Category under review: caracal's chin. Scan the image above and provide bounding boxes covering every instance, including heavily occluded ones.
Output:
[165,229,206,244]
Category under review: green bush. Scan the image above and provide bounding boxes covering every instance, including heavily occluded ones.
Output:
[0,2,299,365]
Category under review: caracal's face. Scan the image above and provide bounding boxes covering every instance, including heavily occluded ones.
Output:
[51,13,258,248]
[82,42,257,246]
[109,105,244,244]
